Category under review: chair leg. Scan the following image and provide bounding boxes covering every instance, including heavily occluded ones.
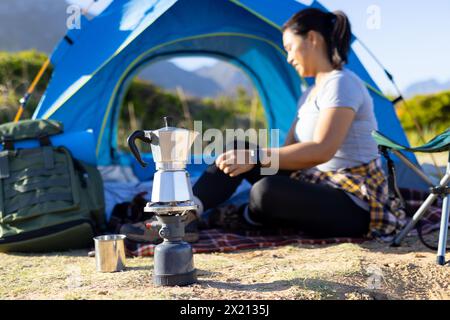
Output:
[393,171,450,246]
[437,194,450,265]
[392,193,438,246]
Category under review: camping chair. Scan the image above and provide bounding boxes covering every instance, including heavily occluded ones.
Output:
[372,129,450,266]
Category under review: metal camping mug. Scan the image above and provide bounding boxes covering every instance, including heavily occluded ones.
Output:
[94,234,127,272]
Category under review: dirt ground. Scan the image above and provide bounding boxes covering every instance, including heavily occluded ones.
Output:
[1,158,448,301]
[0,235,448,300]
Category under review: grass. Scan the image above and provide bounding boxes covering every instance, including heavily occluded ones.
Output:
[1,240,448,300]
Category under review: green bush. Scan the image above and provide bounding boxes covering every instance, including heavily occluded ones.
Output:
[397,91,450,134]
[0,50,52,123]
[117,79,266,150]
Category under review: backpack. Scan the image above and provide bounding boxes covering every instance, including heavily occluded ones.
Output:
[0,119,106,252]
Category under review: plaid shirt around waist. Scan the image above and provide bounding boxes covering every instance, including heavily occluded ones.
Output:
[290,158,407,240]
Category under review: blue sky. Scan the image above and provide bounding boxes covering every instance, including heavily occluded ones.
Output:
[71,0,450,92]
[319,0,450,92]
[174,0,450,92]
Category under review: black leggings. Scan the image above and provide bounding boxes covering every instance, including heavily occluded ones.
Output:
[193,163,371,238]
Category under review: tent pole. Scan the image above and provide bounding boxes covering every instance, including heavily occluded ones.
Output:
[14,58,51,123]
[356,38,443,178]
[14,0,99,123]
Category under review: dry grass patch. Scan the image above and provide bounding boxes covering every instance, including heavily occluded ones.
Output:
[1,238,448,300]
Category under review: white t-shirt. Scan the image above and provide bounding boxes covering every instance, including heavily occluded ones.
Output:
[295,68,380,171]
[294,68,380,211]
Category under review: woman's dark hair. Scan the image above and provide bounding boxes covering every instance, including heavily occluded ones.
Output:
[282,8,352,70]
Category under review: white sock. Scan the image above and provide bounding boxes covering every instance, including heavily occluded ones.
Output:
[243,205,263,226]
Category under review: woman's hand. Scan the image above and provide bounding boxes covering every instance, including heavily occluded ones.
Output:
[215,149,255,177]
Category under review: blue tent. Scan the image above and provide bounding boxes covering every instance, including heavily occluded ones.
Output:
[33,0,427,189]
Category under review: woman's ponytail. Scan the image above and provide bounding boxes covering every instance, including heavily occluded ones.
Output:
[283,8,352,70]
[329,11,351,69]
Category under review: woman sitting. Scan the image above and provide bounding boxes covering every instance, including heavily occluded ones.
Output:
[192,8,405,239]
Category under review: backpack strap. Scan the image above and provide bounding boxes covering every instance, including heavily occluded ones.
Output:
[3,192,74,217]
[37,133,51,147]
[0,151,10,179]
[42,146,55,170]
[3,164,68,184]
[3,177,71,199]
[72,158,88,188]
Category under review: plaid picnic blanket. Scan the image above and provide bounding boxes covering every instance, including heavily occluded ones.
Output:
[401,188,443,235]
[126,229,367,257]
[122,188,443,257]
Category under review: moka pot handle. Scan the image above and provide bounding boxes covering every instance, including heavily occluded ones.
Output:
[127,130,152,167]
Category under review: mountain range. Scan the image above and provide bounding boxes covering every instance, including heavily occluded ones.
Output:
[139,60,253,98]
[0,0,448,99]
[403,79,450,98]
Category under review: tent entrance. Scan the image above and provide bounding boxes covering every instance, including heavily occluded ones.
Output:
[93,30,302,163]
[111,53,269,168]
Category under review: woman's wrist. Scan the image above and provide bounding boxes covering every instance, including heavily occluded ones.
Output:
[249,146,273,168]
[253,147,271,168]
